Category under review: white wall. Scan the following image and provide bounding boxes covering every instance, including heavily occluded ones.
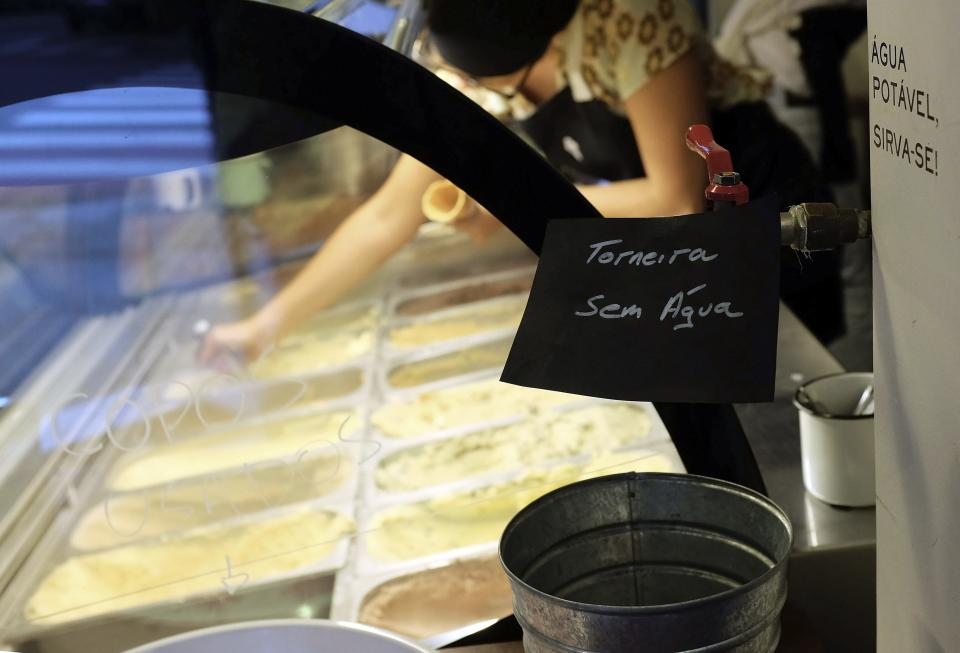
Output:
[870,1,960,651]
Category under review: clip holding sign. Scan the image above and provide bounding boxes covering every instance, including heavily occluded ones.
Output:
[501,195,781,404]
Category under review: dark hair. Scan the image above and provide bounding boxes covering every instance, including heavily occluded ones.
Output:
[425,0,579,77]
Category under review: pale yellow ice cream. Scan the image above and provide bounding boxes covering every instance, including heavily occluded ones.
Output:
[371,378,581,438]
[366,450,679,562]
[249,305,377,378]
[250,331,373,379]
[388,295,527,350]
[578,449,680,479]
[300,303,378,335]
[159,366,362,415]
[366,466,578,563]
[27,509,354,625]
[396,276,533,317]
[109,410,355,492]
[387,339,512,389]
[375,404,654,492]
[72,452,349,551]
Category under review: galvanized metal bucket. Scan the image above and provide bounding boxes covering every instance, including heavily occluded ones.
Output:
[499,473,792,653]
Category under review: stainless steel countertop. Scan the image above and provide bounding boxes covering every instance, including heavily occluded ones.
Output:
[736,305,876,552]
[449,305,876,652]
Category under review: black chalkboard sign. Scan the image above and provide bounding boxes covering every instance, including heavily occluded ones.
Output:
[501,195,781,403]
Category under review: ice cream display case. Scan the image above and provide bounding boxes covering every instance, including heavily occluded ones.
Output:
[0,2,696,650]
[0,271,684,651]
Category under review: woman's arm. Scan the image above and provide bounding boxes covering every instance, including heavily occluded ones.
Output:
[577,51,710,218]
[421,52,712,250]
[200,154,439,363]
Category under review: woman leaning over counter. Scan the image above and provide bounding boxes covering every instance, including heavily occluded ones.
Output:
[201,0,843,365]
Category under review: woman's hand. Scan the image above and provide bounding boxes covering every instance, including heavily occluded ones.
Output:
[452,203,503,243]
[198,317,273,368]
[196,154,437,371]
[421,179,504,243]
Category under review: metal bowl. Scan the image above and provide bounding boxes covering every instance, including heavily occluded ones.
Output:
[122,619,433,653]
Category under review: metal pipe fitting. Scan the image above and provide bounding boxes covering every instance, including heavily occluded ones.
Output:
[780,203,872,251]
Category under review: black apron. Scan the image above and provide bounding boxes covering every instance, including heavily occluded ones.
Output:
[516,87,845,344]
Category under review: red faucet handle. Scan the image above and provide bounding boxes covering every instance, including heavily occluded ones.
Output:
[685,124,733,174]
[685,124,749,207]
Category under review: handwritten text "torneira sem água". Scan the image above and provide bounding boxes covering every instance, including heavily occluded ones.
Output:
[574,239,744,331]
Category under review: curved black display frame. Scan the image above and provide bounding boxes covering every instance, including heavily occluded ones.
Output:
[0,0,764,492]
[0,0,597,252]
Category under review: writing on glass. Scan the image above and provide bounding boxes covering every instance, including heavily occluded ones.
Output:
[95,411,367,541]
[43,335,378,543]
[221,555,250,595]
[575,239,744,330]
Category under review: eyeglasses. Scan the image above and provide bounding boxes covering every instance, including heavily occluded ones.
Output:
[417,35,535,104]
[476,61,534,101]
[421,39,534,102]
[432,60,534,103]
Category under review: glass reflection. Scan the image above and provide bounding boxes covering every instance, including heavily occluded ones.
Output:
[0,2,689,650]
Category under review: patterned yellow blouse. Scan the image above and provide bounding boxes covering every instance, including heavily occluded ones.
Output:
[542,0,771,115]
